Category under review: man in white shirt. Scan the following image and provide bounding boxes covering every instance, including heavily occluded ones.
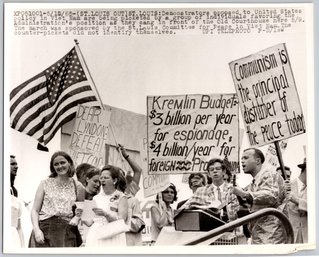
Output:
[285,158,307,243]
[10,155,25,248]
[186,158,239,222]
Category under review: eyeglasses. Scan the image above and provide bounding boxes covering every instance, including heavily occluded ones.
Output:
[208,166,222,172]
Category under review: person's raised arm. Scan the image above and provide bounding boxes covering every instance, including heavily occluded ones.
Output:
[119,144,142,186]
[31,181,45,244]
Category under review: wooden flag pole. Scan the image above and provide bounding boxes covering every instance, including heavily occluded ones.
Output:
[109,122,126,162]
[274,140,287,180]
[74,39,105,111]
[74,39,125,162]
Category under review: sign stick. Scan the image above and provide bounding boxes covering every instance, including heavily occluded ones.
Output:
[274,140,287,180]
[109,122,125,162]
[75,39,124,163]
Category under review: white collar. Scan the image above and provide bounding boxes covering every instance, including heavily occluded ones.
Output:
[211,182,225,190]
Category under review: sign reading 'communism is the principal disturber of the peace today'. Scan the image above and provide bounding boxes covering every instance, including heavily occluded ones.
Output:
[147,94,239,175]
[229,43,305,147]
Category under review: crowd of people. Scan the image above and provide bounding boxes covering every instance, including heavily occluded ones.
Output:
[10,146,308,248]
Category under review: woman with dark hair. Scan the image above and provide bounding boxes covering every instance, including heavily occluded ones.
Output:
[29,151,84,247]
[84,167,101,200]
[85,165,129,247]
[150,183,177,243]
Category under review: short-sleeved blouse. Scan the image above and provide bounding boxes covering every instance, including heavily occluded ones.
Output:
[92,189,125,222]
[39,178,76,221]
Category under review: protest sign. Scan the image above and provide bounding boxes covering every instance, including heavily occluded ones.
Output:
[69,104,111,167]
[140,138,170,197]
[229,43,305,147]
[264,140,288,171]
[147,94,239,175]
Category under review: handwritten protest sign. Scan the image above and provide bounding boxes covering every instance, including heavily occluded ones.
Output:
[264,140,288,171]
[140,138,170,197]
[69,104,111,167]
[147,94,239,175]
[229,43,305,147]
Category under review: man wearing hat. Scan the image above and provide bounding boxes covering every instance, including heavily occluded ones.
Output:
[285,158,307,243]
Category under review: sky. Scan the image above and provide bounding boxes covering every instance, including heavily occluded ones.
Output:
[3,3,315,252]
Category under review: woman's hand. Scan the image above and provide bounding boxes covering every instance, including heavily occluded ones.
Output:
[69,216,80,226]
[34,228,45,244]
[118,144,129,159]
[75,208,83,217]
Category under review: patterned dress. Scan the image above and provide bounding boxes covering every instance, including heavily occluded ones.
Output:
[29,177,80,247]
[39,178,76,221]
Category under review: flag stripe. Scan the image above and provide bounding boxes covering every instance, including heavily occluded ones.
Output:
[11,89,48,129]
[43,112,77,144]
[43,84,98,131]
[43,95,98,136]
[10,76,47,116]
[10,72,46,100]
[19,83,97,134]
[15,98,49,132]
[10,46,101,145]
[35,112,76,144]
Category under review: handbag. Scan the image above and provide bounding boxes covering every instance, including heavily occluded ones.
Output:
[72,179,83,247]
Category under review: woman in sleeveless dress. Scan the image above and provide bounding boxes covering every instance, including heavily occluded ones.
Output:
[29,151,84,247]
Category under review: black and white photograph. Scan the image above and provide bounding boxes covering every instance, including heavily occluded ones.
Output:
[3,2,315,254]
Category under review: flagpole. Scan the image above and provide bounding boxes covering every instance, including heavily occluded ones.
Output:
[109,122,126,162]
[74,39,124,161]
[74,39,105,111]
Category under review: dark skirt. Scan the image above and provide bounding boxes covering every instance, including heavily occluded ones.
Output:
[29,216,82,247]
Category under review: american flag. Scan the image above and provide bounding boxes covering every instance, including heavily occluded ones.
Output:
[10,47,100,145]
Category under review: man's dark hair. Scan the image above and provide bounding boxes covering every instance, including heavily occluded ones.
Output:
[206,158,225,171]
[276,166,290,171]
[244,148,265,164]
[188,173,206,188]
